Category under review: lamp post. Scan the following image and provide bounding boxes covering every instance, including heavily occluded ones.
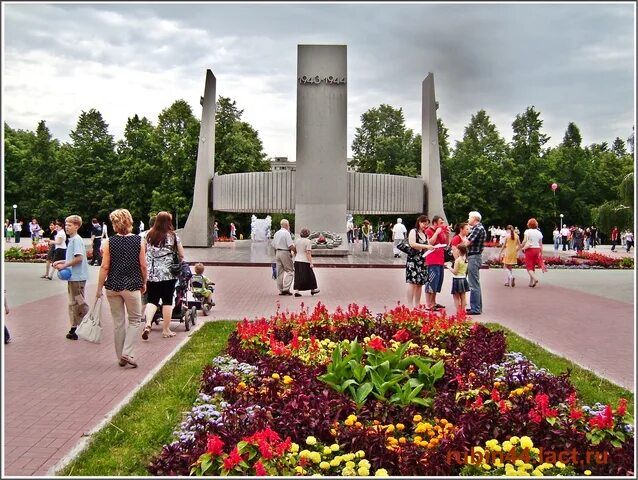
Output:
[12,204,17,226]
[551,183,558,222]
[560,213,564,230]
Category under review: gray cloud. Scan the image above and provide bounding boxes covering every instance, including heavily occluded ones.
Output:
[3,3,634,161]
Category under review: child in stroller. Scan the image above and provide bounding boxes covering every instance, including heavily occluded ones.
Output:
[190,263,215,315]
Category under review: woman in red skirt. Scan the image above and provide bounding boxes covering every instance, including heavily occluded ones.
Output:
[521,218,544,287]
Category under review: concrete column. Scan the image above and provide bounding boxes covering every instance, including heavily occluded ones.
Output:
[181,69,216,247]
[295,45,348,242]
[421,73,448,224]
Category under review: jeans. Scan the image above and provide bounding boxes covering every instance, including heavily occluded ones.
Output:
[362,234,369,251]
[91,238,102,265]
[553,237,560,251]
[347,231,354,243]
[467,254,482,313]
[562,236,568,251]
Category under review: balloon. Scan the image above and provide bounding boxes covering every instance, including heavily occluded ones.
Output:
[551,183,558,191]
[57,268,72,280]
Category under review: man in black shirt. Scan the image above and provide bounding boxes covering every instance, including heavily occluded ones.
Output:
[90,218,103,266]
[463,211,486,315]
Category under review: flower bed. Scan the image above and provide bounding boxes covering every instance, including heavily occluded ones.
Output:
[148,304,634,476]
[4,241,93,262]
[215,236,235,242]
[484,252,633,270]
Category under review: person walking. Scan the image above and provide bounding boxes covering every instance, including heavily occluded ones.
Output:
[445,244,470,316]
[5,220,13,243]
[590,225,598,249]
[292,228,320,297]
[89,218,103,266]
[41,221,57,279]
[392,218,407,258]
[346,216,354,244]
[29,218,42,246]
[499,225,522,287]
[271,219,296,295]
[361,219,372,252]
[47,220,67,279]
[521,218,544,288]
[462,211,486,315]
[377,221,386,242]
[96,209,147,368]
[560,224,570,251]
[213,221,219,242]
[141,212,184,340]
[610,226,619,251]
[405,215,434,307]
[625,231,634,252]
[53,215,89,340]
[230,222,237,240]
[552,225,561,253]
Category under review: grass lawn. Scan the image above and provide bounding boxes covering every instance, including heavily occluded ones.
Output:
[58,320,633,476]
[485,322,634,416]
[58,321,237,476]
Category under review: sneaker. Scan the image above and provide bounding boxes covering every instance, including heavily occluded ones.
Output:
[142,326,151,340]
[66,332,79,340]
[311,289,320,296]
[511,278,515,287]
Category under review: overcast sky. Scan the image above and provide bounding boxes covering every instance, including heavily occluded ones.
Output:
[2,2,635,162]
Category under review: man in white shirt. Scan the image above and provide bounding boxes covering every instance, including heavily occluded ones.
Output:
[560,225,570,251]
[392,218,407,258]
[271,219,296,295]
[139,220,145,234]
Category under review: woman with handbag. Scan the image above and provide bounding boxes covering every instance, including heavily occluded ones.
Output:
[405,215,435,307]
[141,211,185,339]
[95,209,147,368]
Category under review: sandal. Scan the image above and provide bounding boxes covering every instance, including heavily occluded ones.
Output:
[162,331,176,338]
[142,326,151,340]
[121,355,138,368]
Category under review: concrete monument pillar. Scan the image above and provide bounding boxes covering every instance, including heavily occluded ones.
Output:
[421,72,448,224]
[294,45,348,242]
[181,69,217,247]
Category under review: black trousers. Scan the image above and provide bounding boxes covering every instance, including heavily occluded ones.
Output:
[91,238,102,264]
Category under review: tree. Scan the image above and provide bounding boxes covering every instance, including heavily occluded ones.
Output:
[511,106,550,163]
[562,122,583,148]
[350,104,420,176]
[214,97,270,175]
[612,137,628,157]
[3,123,36,221]
[116,114,162,223]
[151,100,200,225]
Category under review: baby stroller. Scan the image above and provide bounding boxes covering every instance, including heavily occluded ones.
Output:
[189,272,215,316]
[151,263,198,331]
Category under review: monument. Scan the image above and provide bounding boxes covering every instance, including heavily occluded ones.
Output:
[182,45,447,248]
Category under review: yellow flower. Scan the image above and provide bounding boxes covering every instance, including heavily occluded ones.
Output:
[414,423,427,434]
[330,444,340,452]
[375,469,389,476]
[540,463,553,470]
[493,458,503,467]
[502,441,513,452]
[531,447,540,455]
[510,436,520,445]
[584,470,592,476]
[532,469,543,476]
[386,424,395,433]
[271,373,280,380]
[482,464,491,470]
[515,460,525,467]
[320,462,330,470]
[300,449,311,458]
[330,458,341,467]
[345,461,356,469]
[283,375,293,385]
[290,443,299,453]
[358,459,371,469]
[520,436,533,450]
[358,467,370,476]
[355,450,365,458]
[413,414,423,422]
[323,446,332,455]
[306,436,317,446]
[310,452,322,464]
[344,453,355,462]
[295,466,306,474]
[396,423,405,431]
[342,467,356,476]
[473,446,485,456]
[555,461,565,469]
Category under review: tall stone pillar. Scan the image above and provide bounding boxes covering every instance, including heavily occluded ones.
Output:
[181,69,217,247]
[295,45,348,242]
[421,72,448,224]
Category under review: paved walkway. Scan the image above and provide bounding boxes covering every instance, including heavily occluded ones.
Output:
[2,256,634,476]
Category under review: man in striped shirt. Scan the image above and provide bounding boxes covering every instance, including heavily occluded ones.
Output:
[462,211,486,315]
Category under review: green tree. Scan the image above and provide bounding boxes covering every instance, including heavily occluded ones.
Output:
[562,122,583,148]
[612,137,628,158]
[116,115,162,223]
[350,104,420,176]
[151,100,200,225]
[443,110,509,225]
[4,123,36,221]
[214,97,269,175]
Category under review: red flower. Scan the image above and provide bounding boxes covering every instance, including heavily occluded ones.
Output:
[617,398,627,416]
[257,438,273,460]
[367,337,387,352]
[499,400,509,414]
[392,329,411,342]
[491,389,501,401]
[254,461,267,476]
[223,447,243,470]
[569,408,584,420]
[473,395,483,408]
[567,392,577,407]
[206,434,224,456]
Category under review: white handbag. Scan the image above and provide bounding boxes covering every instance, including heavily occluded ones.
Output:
[77,297,103,343]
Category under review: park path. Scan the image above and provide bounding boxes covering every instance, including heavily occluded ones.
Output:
[2,262,634,476]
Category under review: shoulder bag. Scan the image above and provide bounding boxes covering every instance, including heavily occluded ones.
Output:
[77,297,103,343]
[170,234,184,275]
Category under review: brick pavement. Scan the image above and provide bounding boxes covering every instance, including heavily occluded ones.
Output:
[2,259,634,476]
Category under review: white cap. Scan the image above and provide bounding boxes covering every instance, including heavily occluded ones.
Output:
[397,218,402,223]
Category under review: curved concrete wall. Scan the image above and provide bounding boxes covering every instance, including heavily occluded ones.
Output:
[211,171,424,215]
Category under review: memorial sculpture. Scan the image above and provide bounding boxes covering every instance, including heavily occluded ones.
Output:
[181,45,447,249]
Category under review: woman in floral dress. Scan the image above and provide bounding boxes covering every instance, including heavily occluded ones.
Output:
[405,215,435,307]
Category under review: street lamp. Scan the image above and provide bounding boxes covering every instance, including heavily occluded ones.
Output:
[560,213,564,230]
[12,204,17,226]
